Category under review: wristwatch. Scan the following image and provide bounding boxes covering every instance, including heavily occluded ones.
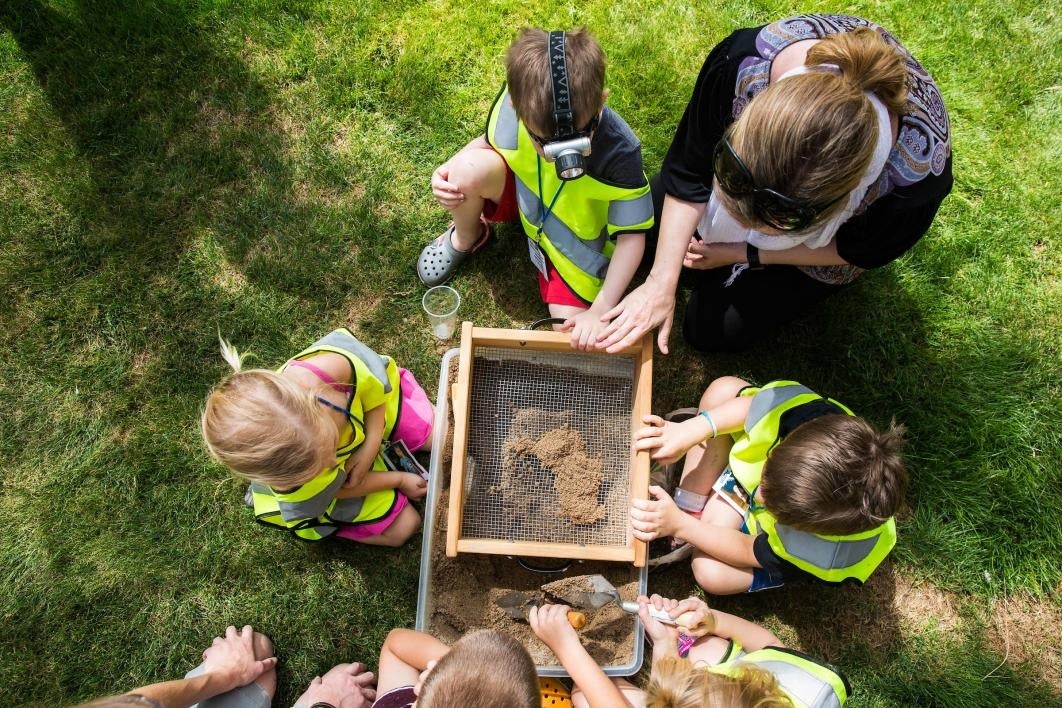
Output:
[746,242,764,269]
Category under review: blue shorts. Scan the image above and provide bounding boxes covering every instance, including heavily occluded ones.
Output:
[740,517,787,593]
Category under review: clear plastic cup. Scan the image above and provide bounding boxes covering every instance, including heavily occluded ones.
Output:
[422,286,461,340]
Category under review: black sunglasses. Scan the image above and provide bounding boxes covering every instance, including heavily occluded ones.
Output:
[527,114,599,147]
[712,137,840,232]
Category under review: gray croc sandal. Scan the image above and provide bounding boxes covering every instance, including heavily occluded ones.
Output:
[417,221,489,286]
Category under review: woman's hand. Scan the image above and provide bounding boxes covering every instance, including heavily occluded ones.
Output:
[630,485,689,542]
[398,472,428,500]
[529,604,581,654]
[431,162,465,209]
[683,238,744,270]
[596,275,677,354]
[200,626,277,692]
[633,415,707,465]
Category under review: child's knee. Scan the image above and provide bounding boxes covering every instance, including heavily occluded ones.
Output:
[692,556,740,594]
[447,150,506,196]
[700,376,750,409]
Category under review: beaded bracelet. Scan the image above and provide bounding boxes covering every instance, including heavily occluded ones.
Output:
[698,409,718,438]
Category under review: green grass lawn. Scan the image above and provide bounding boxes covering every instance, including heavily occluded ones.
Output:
[0,1,1059,705]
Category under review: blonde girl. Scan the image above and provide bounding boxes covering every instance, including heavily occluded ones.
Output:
[530,595,850,707]
[202,328,433,546]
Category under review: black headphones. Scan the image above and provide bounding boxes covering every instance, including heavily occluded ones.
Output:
[541,30,595,180]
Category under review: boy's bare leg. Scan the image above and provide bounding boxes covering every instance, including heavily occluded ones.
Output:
[691,496,754,594]
[444,149,508,250]
[677,376,750,496]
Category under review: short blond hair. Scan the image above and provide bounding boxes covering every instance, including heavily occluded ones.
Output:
[417,630,538,707]
[505,27,605,137]
[646,656,792,708]
[720,28,908,230]
[201,338,332,489]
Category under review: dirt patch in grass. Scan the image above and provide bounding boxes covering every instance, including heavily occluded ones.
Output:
[985,592,1062,690]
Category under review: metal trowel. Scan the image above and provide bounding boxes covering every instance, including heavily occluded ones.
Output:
[542,574,701,629]
[495,590,587,629]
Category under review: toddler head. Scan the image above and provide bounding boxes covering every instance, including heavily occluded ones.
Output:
[761,415,907,535]
[416,629,538,707]
[646,655,791,707]
[505,27,606,140]
[201,338,336,489]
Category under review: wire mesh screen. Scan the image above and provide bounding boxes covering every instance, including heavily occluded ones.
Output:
[460,346,635,548]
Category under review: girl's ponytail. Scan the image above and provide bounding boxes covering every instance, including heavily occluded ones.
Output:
[218,333,247,373]
[807,27,907,114]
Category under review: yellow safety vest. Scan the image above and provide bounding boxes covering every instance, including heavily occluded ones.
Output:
[713,645,850,708]
[731,381,896,584]
[250,329,400,541]
[485,85,654,303]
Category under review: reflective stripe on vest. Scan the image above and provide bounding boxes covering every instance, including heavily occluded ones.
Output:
[285,328,402,450]
[734,380,892,583]
[486,86,653,302]
[316,330,393,395]
[608,194,654,228]
[745,382,817,431]
[714,647,849,708]
[747,500,896,583]
[515,179,611,279]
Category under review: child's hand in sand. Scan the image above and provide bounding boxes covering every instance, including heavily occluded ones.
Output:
[629,485,689,541]
[633,414,707,464]
[529,604,580,653]
[398,472,428,500]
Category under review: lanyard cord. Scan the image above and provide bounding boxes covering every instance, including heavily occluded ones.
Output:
[315,395,365,436]
[535,156,566,236]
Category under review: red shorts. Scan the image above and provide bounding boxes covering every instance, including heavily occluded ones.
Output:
[480,147,589,309]
[481,148,519,223]
[538,258,591,307]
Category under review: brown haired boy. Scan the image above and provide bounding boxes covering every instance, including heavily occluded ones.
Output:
[629,377,906,593]
[417,28,653,350]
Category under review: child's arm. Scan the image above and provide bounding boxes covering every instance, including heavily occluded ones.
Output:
[704,606,782,651]
[633,393,752,465]
[630,485,760,568]
[563,233,646,351]
[343,404,387,487]
[530,605,630,708]
[376,629,450,696]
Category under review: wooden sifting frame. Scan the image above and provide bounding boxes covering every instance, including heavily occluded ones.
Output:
[446,321,652,567]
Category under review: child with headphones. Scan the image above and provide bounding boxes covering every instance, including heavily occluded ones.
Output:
[417,28,654,351]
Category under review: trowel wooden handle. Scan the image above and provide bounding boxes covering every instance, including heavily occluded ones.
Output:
[647,606,708,632]
[567,610,587,629]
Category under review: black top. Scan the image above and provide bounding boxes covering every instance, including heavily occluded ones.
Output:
[660,17,953,270]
